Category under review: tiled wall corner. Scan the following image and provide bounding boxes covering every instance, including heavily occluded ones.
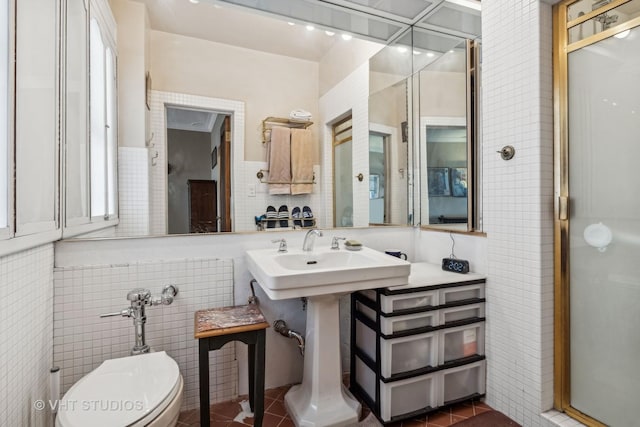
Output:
[0,244,54,427]
[117,147,150,236]
[53,257,236,411]
[481,1,555,425]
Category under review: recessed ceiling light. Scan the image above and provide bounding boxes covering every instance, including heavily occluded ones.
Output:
[306,24,315,31]
[413,50,421,55]
[325,30,335,36]
[189,0,199,3]
[396,46,408,53]
[614,29,630,39]
[341,33,352,41]
[287,22,295,26]
[449,50,454,53]
[426,52,435,58]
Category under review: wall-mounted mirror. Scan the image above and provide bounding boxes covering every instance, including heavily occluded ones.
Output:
[65,0,481,239]
[413,29,481,232]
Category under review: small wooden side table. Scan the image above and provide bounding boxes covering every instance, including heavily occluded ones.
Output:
[194,304,269,427]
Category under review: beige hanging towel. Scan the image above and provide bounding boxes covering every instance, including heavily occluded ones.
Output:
[268,126,291,194]
[291,128,314,195]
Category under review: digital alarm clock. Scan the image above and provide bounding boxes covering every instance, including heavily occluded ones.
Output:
[441,258,470,274]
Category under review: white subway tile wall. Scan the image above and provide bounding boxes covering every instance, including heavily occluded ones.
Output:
[53,257,236,411]
[148,91,245,235]
[117,147,150,236]
[482,1,555,426]
[0,244,54,427]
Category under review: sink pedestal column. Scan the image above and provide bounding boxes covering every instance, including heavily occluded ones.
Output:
[284,293,361,427]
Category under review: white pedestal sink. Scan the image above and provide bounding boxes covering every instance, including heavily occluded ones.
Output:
[246,246,410,427]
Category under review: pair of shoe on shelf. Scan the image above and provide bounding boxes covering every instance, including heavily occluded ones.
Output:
[265,205,289,228]
[265,205,313,228]
[292,206,313,228]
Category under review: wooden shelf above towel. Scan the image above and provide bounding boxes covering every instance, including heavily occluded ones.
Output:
[262,116,313,144]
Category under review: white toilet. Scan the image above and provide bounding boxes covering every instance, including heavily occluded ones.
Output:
[56,351,184,427]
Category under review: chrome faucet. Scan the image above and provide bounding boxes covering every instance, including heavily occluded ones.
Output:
[302,229,323,251]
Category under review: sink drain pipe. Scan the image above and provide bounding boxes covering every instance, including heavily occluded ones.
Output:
[273,319,305,356]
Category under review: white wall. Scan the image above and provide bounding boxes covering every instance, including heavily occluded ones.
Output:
[319,63,371,228]
[110,0,147,148]
[167,129,213,234]
[150,30,320,163]
[319,38,383,97]
[0,244,54,427]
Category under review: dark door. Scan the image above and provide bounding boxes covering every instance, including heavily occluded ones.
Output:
[188,179,217,233]
[219,116,232,232]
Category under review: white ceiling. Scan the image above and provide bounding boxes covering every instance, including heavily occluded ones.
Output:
[132,0,481,62]
[131,0,339,61]
[166,107,217,133]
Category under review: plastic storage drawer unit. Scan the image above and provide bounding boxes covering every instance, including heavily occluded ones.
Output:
[438,322,485,365]
[440,360,486,406]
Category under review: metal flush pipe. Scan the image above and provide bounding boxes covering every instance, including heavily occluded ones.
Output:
[273,319,305,356]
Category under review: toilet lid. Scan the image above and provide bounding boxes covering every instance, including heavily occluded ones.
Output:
[57,351,180,427]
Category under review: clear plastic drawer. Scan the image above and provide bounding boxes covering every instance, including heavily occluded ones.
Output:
[438,322,485,365]
[380,289,439,314]
[355,319,438,378]
[380,371,439,422]
[440,360,486,405]
[439,283,485,305]
[380,310,438,336]
[438,303,485,325]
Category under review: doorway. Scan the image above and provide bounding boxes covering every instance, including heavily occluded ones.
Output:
[332,115,353,227]
[554,2,640,425]
[166,107,232,233]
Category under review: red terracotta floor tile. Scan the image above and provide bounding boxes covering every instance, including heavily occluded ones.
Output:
[473,401,492,415]
[426,410,453,426]
[277,417,295,427]
[261,413,284,427]
[266,399,288,417]
[450,403,474,418]
[210,400,242,420]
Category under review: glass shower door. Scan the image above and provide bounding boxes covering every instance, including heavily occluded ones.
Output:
[567,25,640,426]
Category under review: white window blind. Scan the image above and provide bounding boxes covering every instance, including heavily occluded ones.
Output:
[65,0,89,225]
[90,18,106,218]
[0,0,8,230]
[15,0,59,236]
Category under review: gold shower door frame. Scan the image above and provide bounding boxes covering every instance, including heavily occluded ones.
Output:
[553,1,640,426]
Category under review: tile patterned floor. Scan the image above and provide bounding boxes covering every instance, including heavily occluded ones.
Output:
[177,384,494,427]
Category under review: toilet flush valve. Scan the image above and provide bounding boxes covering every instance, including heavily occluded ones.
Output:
[100,285,179,355]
